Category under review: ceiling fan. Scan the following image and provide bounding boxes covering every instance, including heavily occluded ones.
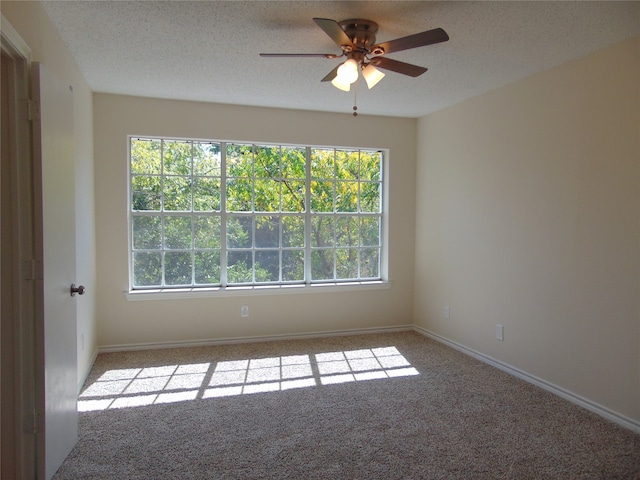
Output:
[260,18,449,92]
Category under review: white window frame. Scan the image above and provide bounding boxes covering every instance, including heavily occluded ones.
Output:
[127,136,389,296]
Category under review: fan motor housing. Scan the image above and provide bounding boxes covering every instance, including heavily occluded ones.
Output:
[338,19,378,51]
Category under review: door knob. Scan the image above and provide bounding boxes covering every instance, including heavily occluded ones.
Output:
[70,284,85,297]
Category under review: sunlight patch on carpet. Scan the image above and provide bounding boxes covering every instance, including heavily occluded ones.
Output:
[78,347,418,411]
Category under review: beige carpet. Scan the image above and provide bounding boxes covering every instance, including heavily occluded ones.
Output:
[53,331,640,479]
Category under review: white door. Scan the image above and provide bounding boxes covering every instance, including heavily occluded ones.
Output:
[32,63,78,480]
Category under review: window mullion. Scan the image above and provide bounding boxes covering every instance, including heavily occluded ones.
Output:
[357,150,362,280]
[304,147,312,284]
[251,147,256,284]
[220,142,228,286]
[278,147,283,283]
[190,141,195,286]
[332,149,337,281]
[160,139,166,287]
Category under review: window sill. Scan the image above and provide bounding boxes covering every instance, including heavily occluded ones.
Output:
[125,281,391,301]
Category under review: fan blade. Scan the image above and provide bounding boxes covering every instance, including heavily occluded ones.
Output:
[321,64,341,82]
[370,57,428,77]
[260,53,341,59]
[370,27,449,55]
[313,18,354,50]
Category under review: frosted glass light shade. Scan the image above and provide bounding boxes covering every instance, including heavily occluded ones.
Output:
[362,64,385,89]
[336,59,359,85]
[331,77,351,92]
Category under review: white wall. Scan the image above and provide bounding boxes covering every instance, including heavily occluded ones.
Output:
[93,95,417,347]
[1,1,97,389]
[415,37,640,423]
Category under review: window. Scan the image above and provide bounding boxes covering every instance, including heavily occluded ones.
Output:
[129,137,384,290]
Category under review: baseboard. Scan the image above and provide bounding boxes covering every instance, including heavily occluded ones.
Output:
[98,324,414,353]
[413,326,640,435]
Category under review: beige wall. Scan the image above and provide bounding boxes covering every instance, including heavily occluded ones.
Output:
[1,1,97,388]
[415,37,640,422]
[93,95,417,347]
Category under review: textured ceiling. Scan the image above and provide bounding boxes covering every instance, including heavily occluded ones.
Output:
[41,1,640,118]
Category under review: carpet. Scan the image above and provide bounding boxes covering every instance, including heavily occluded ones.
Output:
[52,331,640,479]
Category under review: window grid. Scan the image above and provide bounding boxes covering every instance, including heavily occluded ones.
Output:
[130,138,383,289]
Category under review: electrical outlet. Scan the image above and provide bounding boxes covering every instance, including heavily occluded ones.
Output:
[496,324,504,341]
[444,306,450,319]
[241,305,249,317]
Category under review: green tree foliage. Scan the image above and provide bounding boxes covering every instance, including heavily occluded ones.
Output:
[130,138,382,287]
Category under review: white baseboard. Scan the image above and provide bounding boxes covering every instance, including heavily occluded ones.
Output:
[413,326,640,435]
[98,324,414,353]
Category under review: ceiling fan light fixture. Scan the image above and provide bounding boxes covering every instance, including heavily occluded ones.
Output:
[331,76,351,92]
[336,58,359,85]
[362,63,385,89]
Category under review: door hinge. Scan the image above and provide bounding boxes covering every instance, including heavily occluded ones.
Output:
[22,259,42,281]
[24,411,44,434]
[22,98,40,121]
[23,412,41,434]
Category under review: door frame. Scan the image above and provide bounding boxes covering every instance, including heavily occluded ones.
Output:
[1,14,45,479]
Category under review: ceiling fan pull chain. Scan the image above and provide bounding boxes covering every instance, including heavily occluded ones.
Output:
[353,78,359,116]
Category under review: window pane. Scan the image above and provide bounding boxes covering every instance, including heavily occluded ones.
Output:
[131,175,161,211]
[255,251,279,282]
[311,250,334,281]
[282,250,304,282]
[310,181,334,212]
[281,180,305,212]
[360,217,380,247]
[131,139,161,175]
[360,151,381,181]
[195,251,220,284]
[227,216,252,248]
[281,147,305,179]
[164,176,191,211]
[360,182,381,213]
[227,251,252,283]
[194,216,221,249]
[282,216,304,248]
[255,215,279,248]
[193,177,220,211]
[360,248,380,278]
[336,216,358,247]
[132,215,161,249]
[133,252,162,286]
[254,179,280,212]
[311,149,334,178]
[164,216,192,249]
[163,140,192,176]
[311,216,334,247]
[226,144,253,178]
[254,146,280,179]
[226,178,253,212]
[336,248,358,279]
[164,252,192,285]
[335,150,359,180]
[336,181,358,212]
[193,142,221,176]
